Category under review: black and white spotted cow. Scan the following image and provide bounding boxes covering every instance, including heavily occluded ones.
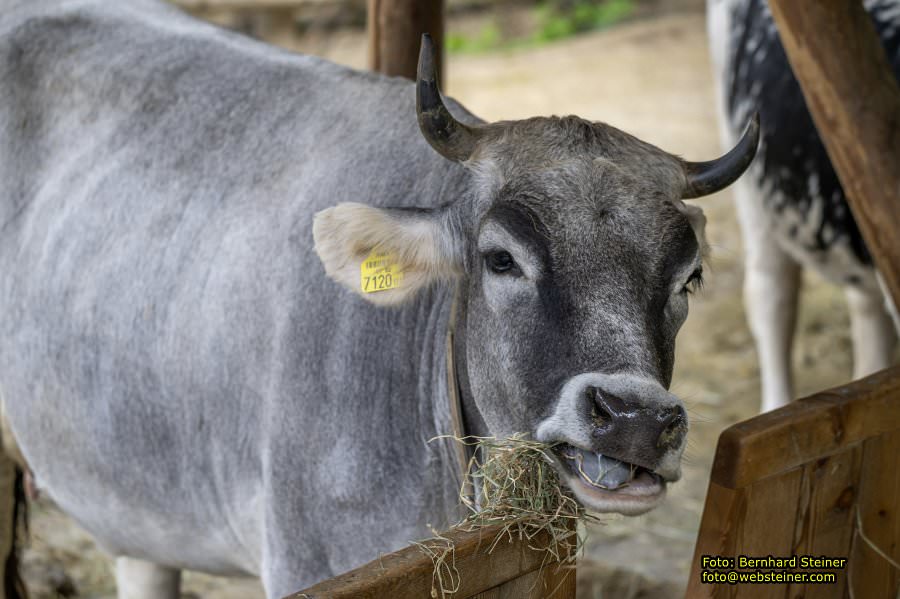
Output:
[707,0,900,411]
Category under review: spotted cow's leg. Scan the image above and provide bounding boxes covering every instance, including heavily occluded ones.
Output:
[845,285,897,379]
[876,271,900,333]
[735,180,801,412]
[115,557,180,599]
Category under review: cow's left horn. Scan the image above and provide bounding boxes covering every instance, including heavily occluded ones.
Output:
[682,113,760,199]
[416,34,479,162]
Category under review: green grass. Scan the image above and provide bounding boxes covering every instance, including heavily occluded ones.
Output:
[446,0,634,54]
[535,0,634,42]
[446,22,502,53]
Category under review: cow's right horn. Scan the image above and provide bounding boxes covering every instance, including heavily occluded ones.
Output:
[416,34,478,162]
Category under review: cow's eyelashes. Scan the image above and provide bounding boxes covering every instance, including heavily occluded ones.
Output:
[681,266,703,294]
[484,250,520,275]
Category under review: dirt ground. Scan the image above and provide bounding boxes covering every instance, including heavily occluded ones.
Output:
[21,4,866,598]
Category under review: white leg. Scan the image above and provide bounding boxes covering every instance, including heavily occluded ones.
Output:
[745,244,801,412]
[734,181,802,412]
[845,285,897,379]
[876,270,900,333]
[116,557,180,599]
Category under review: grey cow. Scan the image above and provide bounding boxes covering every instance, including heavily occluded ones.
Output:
[0,1,757,597]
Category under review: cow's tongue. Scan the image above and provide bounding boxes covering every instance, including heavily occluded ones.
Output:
[563,446,634,489]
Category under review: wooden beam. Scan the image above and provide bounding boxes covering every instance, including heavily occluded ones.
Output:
[710,366,900,489]
[287,523,574,599]
[251,7,297,48]
[0,457,22,599]
[768,0,900,308]
[367,0,444,81]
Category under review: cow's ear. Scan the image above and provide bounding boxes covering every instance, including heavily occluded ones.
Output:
[313,202,461,306]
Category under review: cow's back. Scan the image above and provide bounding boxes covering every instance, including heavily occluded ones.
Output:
[0,0,467,582]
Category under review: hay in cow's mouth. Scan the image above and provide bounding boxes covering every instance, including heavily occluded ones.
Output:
[558,443,642,489]
[418,434,602,598]
[550,443,667,516]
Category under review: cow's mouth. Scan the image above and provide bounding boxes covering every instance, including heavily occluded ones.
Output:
[551,443,666,516]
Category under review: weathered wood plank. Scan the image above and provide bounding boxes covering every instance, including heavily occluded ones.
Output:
[847,430,900,598]
[768,0,900,308]
[686,468,803,599]
[289,524,571,599]
[788,446,862,598]
[538,564,576,599]
[734,470,803,599]
[686,482,743,599]
[710,367,900,489]
[471,563,574,599]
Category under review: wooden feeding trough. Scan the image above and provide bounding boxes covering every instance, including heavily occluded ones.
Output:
[688,367,900,598]
[290,524,576,599]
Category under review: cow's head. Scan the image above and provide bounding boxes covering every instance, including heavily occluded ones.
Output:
[314,36,758,516]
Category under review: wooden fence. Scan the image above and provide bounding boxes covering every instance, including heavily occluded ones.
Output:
[285,368,899,598]
[686,366,900,598]
[288,524,576,599]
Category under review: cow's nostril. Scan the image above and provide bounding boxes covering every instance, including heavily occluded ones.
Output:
[657,405,687,450]
[586,386,613,427]
[591,404,613,427]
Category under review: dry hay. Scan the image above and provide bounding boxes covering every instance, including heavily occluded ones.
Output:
[418,434,601,598]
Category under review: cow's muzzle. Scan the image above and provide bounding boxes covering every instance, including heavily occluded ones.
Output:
[535,373,688,516]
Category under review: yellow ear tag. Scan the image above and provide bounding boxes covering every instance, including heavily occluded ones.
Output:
[360,249,404,293]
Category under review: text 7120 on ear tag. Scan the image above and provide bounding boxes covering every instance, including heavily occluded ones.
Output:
[360,249,403,293]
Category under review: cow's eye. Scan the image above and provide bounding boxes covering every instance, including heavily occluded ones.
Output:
[485,250,518,275]
[681,266,703,294]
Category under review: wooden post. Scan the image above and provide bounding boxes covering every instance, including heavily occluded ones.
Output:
[252,7,296,49]
[767,0,900,309]
[367,0,444,81]
[0,455,17,599]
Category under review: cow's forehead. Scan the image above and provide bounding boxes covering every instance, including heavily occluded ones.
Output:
[465,117,702,280]
[469,116,687,217]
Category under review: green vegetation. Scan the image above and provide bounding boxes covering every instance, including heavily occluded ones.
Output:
[446,22,502,53]
[535,0,634,42]
[446,0,635,53]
